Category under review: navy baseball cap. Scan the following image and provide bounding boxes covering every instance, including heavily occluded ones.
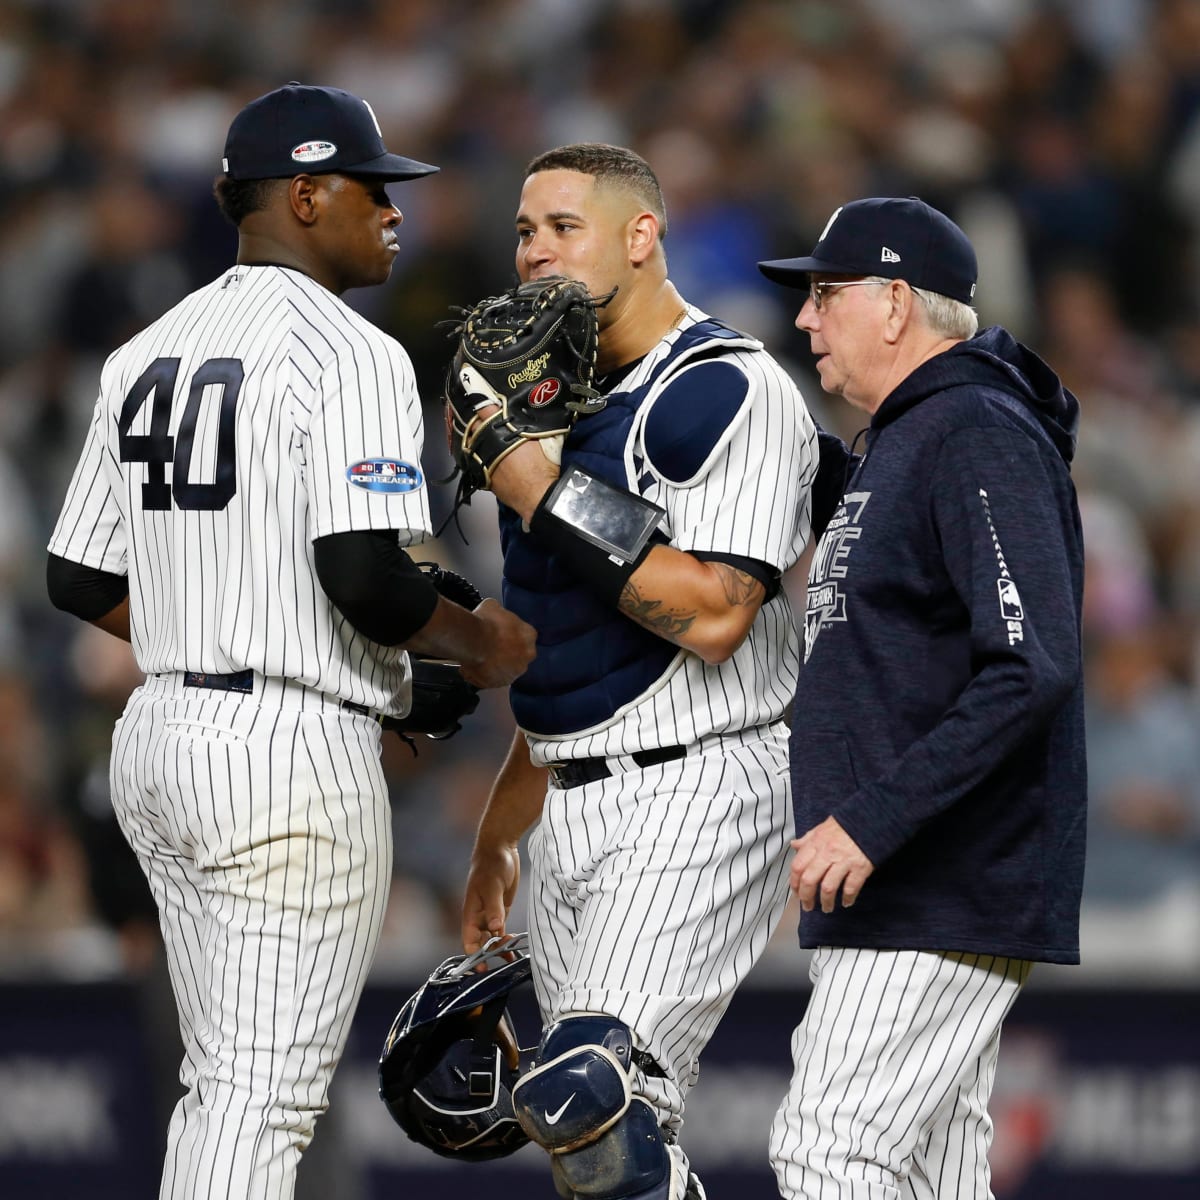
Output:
[758,197,977,304]
[222,83,439,182]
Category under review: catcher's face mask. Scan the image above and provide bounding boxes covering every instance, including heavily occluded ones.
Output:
[378,934,535,1161]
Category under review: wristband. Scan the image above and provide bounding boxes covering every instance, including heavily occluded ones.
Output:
[529,467,666,605]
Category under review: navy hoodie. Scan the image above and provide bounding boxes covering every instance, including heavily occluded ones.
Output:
[793,326,1086,963]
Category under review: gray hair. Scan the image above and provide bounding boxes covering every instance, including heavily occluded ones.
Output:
[911,285,979,339]
[863,275,979,339]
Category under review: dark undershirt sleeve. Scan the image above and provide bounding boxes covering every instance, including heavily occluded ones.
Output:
[46,553,129,620]
[313,530,439,645]
[689,550,781,601]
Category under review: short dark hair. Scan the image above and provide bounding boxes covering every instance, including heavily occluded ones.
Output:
[213,174,286,226]
[526,144,668,239]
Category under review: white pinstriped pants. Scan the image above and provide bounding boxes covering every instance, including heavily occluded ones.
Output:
[528,726,792,1194]
[110,676,392,1200]
[770,946,1032,1200]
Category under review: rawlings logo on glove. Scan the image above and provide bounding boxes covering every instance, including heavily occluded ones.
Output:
[529,379,561,407]
[509,354,552,388]
[443,276,611,509]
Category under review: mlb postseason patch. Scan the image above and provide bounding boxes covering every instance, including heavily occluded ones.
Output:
[346,459,423,494]
[292,140,338,164]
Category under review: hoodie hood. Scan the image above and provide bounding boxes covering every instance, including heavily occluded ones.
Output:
[873,325,1079,463]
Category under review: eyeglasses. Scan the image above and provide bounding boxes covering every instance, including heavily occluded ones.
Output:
[808,279,879,311]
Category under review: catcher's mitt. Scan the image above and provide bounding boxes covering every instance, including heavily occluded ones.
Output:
[443,276,610,507]
[382,563,481,748]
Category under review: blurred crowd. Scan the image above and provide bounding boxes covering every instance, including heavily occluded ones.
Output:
[1,0,1199,985]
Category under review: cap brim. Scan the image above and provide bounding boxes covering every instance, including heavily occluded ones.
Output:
[757,256,857,287]
[343,151,440,181]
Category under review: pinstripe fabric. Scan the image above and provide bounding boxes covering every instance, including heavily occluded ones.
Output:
[48,264,429,718]
[769,947,1031,1199]
[510,310,814,1199]
[528,725,791,1183]
[111,674,391,1200]
[524,309,815,761]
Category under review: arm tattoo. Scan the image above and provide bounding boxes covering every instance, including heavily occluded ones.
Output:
[710,562,764,608]
[618,579,697,639]
[617,563,762,641]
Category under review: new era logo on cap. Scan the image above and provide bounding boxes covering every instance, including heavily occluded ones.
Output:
[222,83,439,183]
[757,196,978,305]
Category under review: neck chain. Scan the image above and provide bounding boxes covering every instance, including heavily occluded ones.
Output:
[598,306,689,388]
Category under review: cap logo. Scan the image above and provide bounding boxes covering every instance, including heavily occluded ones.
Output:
[818,206,843,243]
[881,246,901,263]
[361,98,384,138]
[291,140,338,164]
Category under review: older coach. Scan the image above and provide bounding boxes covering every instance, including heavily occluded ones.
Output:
[758,197,1087,1200]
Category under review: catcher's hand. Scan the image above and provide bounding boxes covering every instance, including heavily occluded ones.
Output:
[382,563,482,746]
[443,276,610,506]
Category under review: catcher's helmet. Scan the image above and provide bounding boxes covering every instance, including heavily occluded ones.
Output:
[379,933,534,1161]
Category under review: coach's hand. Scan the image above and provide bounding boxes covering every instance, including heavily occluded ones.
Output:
[789,816,874,913]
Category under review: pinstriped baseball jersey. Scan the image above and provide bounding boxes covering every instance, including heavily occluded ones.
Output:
[524,307,817,764]
[48,264,429,716]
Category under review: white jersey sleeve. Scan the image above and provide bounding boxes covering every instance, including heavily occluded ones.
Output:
[642,348,817,574]
[524,315,816,760]
[298,300,430,546]
[48,368,129,574]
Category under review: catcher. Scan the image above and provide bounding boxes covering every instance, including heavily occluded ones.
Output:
[440,145,819,1200]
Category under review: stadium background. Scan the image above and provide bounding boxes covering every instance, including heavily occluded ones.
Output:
[0,1,1196,1196]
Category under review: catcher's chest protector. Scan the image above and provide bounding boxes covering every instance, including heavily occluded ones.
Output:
[499,320,739,736]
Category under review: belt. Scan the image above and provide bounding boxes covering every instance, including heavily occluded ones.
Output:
[183,669,253,694]
[545,744,687,790]
[181,670,379,720]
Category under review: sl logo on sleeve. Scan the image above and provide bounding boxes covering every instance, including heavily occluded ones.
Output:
[346,459,424,494]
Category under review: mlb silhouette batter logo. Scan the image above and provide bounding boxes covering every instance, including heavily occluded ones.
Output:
[997,578,1023,620]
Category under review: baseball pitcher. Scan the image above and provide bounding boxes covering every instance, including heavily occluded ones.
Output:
[46,83,534,1200]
